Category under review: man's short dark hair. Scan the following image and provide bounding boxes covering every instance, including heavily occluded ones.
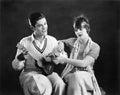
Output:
[28,12,45,27]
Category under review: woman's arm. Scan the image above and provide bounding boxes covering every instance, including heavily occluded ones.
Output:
[55,55,95,67]
[55,42,100,68]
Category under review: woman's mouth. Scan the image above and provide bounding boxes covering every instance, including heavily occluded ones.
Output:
[77,33,82,37]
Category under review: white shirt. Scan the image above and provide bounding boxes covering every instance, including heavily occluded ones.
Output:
[15,34,58,67]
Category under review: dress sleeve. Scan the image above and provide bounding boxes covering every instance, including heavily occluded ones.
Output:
[87,43,100,60]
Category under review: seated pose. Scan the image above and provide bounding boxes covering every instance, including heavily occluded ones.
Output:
[12,12,65,95]
[41,41,68,76]
[55,14,101,95]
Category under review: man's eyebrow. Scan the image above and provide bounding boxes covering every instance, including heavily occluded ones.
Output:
[36,23,42,26]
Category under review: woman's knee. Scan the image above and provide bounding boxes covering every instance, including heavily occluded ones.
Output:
[66,72,79,83]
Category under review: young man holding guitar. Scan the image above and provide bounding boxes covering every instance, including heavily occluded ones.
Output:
[12,12,66,95]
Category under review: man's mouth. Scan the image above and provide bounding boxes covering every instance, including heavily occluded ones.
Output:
[42,30,47,33]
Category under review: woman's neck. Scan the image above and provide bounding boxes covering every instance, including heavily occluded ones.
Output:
[78,37,89,46]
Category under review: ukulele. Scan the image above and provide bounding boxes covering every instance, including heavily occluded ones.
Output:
[17,42,56,75]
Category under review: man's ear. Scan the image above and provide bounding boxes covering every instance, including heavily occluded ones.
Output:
[28,18,35,31]
[30,25,35,31]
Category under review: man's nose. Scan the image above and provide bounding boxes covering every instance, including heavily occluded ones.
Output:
[42,25,45,29]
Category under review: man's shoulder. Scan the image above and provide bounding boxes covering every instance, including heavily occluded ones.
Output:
[20,35,32,43]
[46,35,57,41]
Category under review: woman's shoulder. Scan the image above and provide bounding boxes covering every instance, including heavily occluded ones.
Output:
[92,41,100,50]
[90,41,100,54]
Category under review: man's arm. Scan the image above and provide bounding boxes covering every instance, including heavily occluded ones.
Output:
[12,42,28,71]
[12,48,25,71]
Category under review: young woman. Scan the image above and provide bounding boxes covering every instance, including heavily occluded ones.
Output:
[55,14,101,95]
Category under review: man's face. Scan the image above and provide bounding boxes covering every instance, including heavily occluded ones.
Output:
[34,18,48,36]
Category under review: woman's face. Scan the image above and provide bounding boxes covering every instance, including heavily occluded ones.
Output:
[34,18,48,37]
[73,21,89,42]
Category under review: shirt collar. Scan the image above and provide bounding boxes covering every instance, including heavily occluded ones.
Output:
[31,33,47,42]
[31,33,35,42]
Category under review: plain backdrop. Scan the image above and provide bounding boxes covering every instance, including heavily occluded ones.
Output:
[0,0,120,95]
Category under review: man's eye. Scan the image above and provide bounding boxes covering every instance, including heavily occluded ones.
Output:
[36,25,42,27]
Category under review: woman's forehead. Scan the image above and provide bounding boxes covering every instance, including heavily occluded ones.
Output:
[81,21,87,26]
[73,21,87,28]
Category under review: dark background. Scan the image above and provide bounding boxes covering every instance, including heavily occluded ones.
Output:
[0,0,120,95]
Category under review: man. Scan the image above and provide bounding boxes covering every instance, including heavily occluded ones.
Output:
[12,12,65,95]
[55,14,101,95]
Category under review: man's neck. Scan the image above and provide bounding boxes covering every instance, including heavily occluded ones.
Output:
[33,33,46,43]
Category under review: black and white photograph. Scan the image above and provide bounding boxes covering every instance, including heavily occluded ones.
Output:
[0,0,120,95]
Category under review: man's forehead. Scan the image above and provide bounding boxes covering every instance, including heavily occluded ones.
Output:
[36,18,47,24]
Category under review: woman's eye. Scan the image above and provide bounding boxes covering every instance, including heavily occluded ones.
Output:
[44,22,47,25]
[74,29,78,32]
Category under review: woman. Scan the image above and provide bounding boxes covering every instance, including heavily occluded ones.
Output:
[55,14,101,95]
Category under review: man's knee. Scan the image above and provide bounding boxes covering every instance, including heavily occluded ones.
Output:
[29,79,40,94]
[23,75,52,95]
[21,76,39,95]
[22,77,40,95]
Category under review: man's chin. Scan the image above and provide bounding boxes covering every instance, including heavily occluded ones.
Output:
[43,32,47,36]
